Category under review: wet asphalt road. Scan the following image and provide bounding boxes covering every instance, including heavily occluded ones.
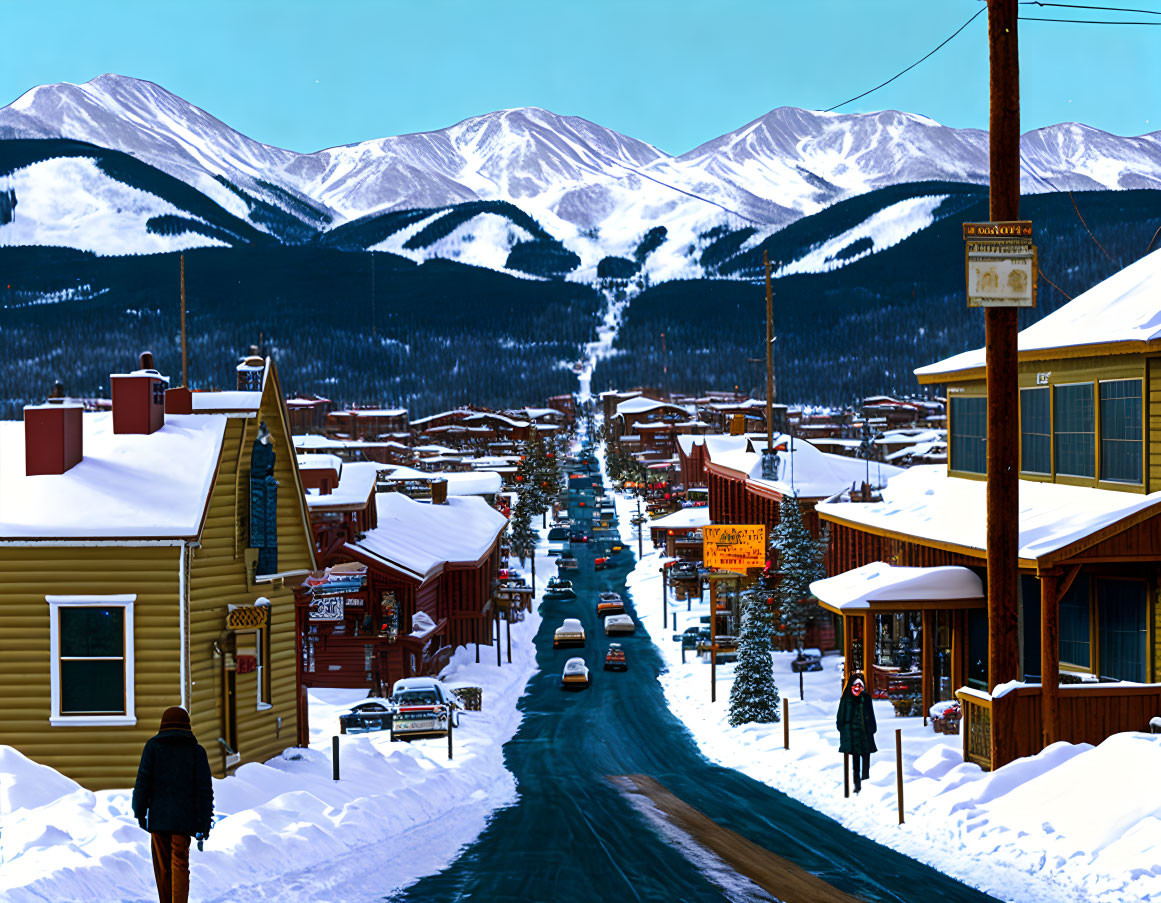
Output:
[391,467,1001,903]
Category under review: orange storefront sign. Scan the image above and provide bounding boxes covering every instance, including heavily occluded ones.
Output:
[703,524,766,570]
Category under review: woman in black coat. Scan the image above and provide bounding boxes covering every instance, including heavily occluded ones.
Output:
[836,671,877,793]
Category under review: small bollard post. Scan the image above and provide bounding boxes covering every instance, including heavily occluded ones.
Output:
[506,614,512,664]
[896,728,904,824]
[783,697,789,750]
[799,668,804,701]
[681,641,686,665]
[843,752,850,798]
[447,713,454,760]
[332,735,340,781]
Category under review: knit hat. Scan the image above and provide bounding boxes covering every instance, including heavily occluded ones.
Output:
[159,706,191,731]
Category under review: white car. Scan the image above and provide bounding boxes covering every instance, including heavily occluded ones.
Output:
[389,677,461,741]
[553,617,586,648]
[604,614,636,636]
[560,656,591,690]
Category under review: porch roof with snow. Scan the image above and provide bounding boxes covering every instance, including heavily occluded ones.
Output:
[816,465,1161,567]
[305,461,378,511]
[708,434,905,499]
[649,507,711,529]
[916,248,1161,381]
[811,562,985,613]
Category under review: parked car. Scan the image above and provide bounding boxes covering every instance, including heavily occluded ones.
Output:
[669,560,699,581]
[339,699,396,734]
[593,556,610,570]
[596,592,625,617]
[547,526,571,542]
[604,643,628,671]
[674,626,709,649]
[389,677,461,741]
[556,556,579,571]
[553,618,586,648]
[570,531,589,543]
[604,614,636,636]
[560,656,591,690]
[544,577,576,599]
[791,651,824,672]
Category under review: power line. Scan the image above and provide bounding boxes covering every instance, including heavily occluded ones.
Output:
[1021,1,1161,14]
[826,7,986,113]
[1019,14,1161,21]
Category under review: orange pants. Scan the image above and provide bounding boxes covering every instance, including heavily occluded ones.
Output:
[150,832,191,903]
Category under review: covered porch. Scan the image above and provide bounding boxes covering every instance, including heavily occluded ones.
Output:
[812,563,985,720]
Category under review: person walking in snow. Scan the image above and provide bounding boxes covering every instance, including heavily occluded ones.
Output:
[836,672,877,794]
[132,706,213,903]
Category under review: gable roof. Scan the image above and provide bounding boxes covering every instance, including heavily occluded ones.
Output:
[917,248,1161,381]
[0,412,226,540]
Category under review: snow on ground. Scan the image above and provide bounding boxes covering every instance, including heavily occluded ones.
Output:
[606,484,1161,903]
[0,539,556,903]
[0,157,230,255]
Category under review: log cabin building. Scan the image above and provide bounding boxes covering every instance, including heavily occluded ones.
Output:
[0,354,315,790]
[816,249,1161,770]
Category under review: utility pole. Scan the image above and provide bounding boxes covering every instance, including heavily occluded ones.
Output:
[765,251,774,450]
[985,0,1021,691]
[660,331,667,400]
[180,253,188,387]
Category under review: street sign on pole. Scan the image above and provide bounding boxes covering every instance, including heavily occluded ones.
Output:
[963,221,1037,308]
[703,525,766,570]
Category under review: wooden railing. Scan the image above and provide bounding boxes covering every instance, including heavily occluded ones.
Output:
[957,682,1161,771]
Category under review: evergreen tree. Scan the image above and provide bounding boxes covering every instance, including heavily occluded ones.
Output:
[508,492,537,567]
[772,495,827,653]
[729,597,782,726]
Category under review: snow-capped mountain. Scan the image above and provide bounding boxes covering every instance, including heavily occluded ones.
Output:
[2,74,1160,280]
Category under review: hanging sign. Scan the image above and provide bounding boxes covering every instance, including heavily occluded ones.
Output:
[308,593,344,621]
[963,221,1037,308]
[703,524,766,570]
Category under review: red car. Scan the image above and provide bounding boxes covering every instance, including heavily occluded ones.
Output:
[593,556,610,570]
[604,643,628,671]
[570,532,589,543]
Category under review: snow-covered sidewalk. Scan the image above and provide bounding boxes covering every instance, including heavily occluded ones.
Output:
[0,545,554,903]
[611,489,1161,903]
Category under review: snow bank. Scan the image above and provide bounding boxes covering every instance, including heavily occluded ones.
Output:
[0,537,555,902]
[611,483,1161,903]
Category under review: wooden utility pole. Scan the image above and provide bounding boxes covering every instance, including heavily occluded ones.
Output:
[764,251,774,450]
[985,0,1021,691]
[1039,572,1060,746]
[180,253,188,387]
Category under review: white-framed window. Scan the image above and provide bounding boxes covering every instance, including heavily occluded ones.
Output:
[46,594,136,727]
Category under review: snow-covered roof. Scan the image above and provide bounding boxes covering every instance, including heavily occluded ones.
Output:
[342,408,407,418]
[711,434,904,498]
[816,465,1161,563]
[703,399,769,411]
[285,396,330,406]
[0,412,226,539]
[446,471,502,496]
[190,391,262,412]
[296,453,342,471]
[811,562,984,611]
[649,507,711,529]
[615,397,690,417]
[675,433,757,459]
[350,494,507,580]
[305,462,378,509]
[917,248,1161,378]
[463,412,528,428]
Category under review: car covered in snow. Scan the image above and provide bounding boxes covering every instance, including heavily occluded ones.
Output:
[389,677,461,741]
[553,618,586,648]
[560,656,591,689]
[604,614,636,636]
[604,643,628,671]
[596,592,625,617]
[338,699,396,734]
[544,577,576,599]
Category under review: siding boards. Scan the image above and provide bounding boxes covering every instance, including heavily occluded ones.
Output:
[0,545,181,790]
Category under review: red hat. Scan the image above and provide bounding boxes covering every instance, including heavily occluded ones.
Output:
[159,706,191,731]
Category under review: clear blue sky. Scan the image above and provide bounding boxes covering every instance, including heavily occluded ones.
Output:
[3,0,1157,154]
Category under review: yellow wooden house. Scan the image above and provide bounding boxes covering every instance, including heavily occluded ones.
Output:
[816,248,1161,769]
[0,353,315,790]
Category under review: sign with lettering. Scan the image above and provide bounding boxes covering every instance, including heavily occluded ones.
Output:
[703,525,766,570]
[964,222,1037,308]
[309,593,344,621]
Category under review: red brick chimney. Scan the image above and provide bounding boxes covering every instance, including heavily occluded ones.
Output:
[430,478,449,504]
[112,352,168,435]
[24,398,84,476]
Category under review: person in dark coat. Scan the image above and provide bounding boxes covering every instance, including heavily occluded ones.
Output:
[836,671,878,793]
[132,706,213,903]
